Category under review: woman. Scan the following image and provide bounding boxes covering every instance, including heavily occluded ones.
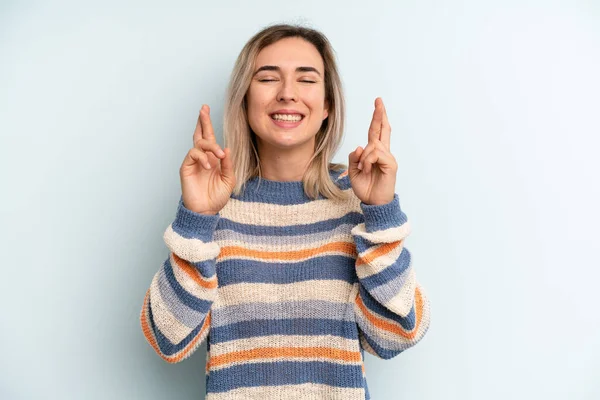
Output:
[140,23,431,399]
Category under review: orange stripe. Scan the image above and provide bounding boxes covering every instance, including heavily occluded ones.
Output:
[338,170,348,179]
[140,289,211,363]
[355,284,424,340]
[209,347,361,368]
[172,253,217,289]
[218,241,357,261]
[356,240,402,267]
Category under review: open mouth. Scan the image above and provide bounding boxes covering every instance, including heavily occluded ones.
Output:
[269,113,305,123]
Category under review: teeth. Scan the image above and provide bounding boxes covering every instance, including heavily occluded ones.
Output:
[272,113,303,122]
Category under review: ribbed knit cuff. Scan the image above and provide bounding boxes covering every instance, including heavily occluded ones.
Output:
[171,196,220,241]
[360,194,407,233]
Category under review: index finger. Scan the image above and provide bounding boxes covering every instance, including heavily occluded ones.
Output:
[192,105,205,146]
[200,104,216,143]
[367,97,383,143]
[380,99,391,149]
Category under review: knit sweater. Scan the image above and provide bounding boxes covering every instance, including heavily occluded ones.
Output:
[140,168,431,400]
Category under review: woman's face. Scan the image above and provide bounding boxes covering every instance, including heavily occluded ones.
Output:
[246,37,329,155]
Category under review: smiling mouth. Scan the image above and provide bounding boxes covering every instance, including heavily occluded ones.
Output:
[270,114,305,123]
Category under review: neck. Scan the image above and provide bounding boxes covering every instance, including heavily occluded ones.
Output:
[256,139,315,182]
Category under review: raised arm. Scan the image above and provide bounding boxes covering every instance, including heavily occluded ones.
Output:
[141,105,235,362]
[140,199,221,363]
[350,194,431,359]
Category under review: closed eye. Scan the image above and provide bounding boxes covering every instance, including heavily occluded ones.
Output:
[257,79,317,83]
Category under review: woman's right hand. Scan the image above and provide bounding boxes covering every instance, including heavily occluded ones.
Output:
[180,104,236,215]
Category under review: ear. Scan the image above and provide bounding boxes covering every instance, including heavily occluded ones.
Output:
[323,100,330,120]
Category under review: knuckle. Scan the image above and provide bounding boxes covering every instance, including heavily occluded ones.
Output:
[193,148,206,158]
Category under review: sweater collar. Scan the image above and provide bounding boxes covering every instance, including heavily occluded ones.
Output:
[235,169,342,205]
[239,175,312,204]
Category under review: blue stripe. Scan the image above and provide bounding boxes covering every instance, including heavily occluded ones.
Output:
[217,212,363,237]
[157,264,205,327]
[230,169,349,205]
[358,283,416,330]
[210,300,354,327]
[352,233,379,251]
[208,361,364,392]
[216,255,358,286]
[369,266,412,306]
[360,194,407,232]
[147,299,205,356]
[163,256,213,313]
[335,174,352,190]
[359,328,404,360]
[210,318,359,344]
[360,247,411,290]
[190,257,217,279]
[172,198,220,241]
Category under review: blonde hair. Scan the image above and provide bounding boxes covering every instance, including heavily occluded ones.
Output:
[223,23,349,201]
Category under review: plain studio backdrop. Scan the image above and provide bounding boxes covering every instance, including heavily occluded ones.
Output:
[1,0,599,399]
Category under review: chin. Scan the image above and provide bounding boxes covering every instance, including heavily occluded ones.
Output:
[268,134,312,149]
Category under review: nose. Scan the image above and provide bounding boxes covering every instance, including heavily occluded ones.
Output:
[277,79,298,102]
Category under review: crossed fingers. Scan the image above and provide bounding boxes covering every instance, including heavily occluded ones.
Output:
[357,98,393,174]
[192,105,225,169]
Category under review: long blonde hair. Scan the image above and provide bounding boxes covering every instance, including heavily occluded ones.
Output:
[223,23,349,201]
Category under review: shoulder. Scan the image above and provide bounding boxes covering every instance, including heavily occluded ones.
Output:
[329,164,351,190]
[328,166,363,214]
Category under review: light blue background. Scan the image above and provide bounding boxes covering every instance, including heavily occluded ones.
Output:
[1,0,599,399]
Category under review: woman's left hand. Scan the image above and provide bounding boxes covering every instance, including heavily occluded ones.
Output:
[348,97,398,206]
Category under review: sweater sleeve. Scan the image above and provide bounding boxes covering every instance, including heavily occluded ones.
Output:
[350,194,431,359]
[140,197,221,363]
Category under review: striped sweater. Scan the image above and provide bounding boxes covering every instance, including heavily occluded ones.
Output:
[140,168,431,399]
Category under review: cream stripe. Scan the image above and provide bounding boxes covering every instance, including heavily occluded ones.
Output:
[351,221,412,242]
[384,268,417,317]
[214,223,355,246]
[213,280,354,309]
[169,253,217,301]
[209,334,360,357]
[163,224,220,263]
[149,273,194,344]
[220,195,361,227]
[205,383,365,400]
[356,241,404,279]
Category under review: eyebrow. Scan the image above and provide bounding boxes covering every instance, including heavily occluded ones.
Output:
[253,65,322,77]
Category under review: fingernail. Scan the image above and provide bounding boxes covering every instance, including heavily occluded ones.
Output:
[218,150,225,157]
[358,162,363,170]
